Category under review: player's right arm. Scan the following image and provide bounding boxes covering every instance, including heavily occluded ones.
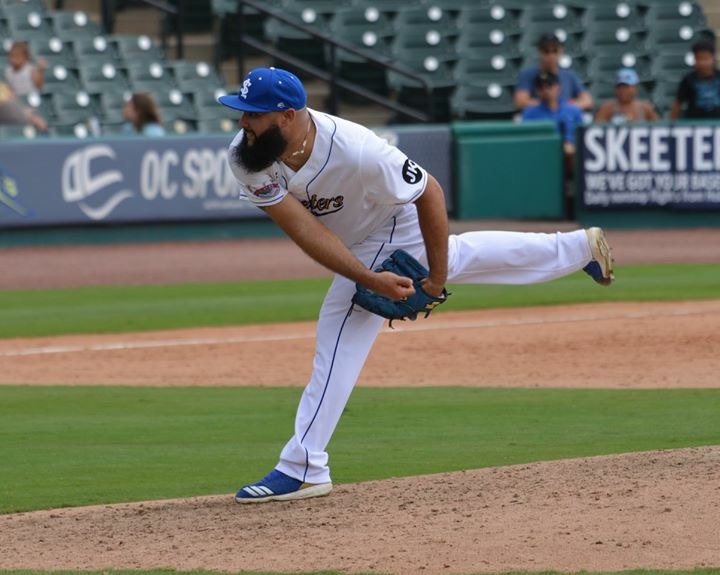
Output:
[262,195,415,300]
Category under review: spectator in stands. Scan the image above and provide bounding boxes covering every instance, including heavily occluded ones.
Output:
[4,41,47,96]
[514,33,592,112]
[594,68,659,124]
[0,81,48,132]
[122,92,165,136]
[670,39,720,120]
[521,71,584,219]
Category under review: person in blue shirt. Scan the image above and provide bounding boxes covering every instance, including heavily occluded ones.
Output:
[122,92,166,136]
[522,71,584,155]
[514,33,592,112]
[521,71,584,219]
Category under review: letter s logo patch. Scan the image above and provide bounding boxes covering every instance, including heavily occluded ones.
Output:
[402,158,423,185]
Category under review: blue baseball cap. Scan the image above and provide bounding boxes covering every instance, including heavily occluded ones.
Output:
[616,67,639,86]
[218,67,307,113]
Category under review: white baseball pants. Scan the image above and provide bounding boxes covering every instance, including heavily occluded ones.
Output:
[276,206,593,484]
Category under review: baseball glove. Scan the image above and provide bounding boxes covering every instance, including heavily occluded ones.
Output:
[352,249,449,326]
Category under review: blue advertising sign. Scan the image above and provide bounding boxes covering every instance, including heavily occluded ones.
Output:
[0,126,453,229]
[0,136,261,228]
[579,124,720,210]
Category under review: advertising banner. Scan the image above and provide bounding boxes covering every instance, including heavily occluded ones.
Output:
[0,126,453,228]
[579,123,720,210]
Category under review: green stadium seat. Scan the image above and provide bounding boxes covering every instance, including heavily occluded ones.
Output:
[154,88,196,121]
[21,90,56,123]
[650,51,695,82]
[581,2,645,32]
[40,63,82,93]
[78,62,131,95]
[29,37,77,69]
[393,5,455,34]
[52,90,101,118]
[449,83,516,120]
[587,53,652,84]
[386,55,456,122]
[582,22,648,56]
[453,54,519,86]
[6,8,53,41]
[645,22,714,54]
[519,3,584,35]
[73,36,120,67]
[99,91,129,126]
[109,34,166,66]
[0,123,40,140]
[165,60,225,92]
[196,117,238,134]
[455,24,521,59]
[456,5,521,35]
[49,10,102,39]
[645,1,708,30]
[326,8,394,100]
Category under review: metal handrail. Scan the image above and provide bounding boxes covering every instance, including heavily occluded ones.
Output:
[233,0,434,122]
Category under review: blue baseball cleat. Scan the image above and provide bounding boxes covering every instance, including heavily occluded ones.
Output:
[584,227,615,286]
[235,469,333,504]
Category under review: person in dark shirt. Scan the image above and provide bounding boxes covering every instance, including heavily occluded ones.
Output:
[671,39,720,120]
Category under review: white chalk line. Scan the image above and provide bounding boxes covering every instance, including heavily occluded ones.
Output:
[0,306,716,358]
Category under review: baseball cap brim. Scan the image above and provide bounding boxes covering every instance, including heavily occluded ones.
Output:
[217,93,272,113]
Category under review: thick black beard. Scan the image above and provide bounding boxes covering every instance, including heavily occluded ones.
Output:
[233,124,288,173]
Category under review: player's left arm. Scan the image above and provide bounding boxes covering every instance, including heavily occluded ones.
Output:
[413,174,449,297]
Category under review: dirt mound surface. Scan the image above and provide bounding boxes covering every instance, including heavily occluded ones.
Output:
[2,447,718,574]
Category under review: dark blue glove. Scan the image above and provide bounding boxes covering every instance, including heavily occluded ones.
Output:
[352,249,449,327]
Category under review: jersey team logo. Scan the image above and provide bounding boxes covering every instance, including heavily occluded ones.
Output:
[251,182,280,198]
[402,159,423,185]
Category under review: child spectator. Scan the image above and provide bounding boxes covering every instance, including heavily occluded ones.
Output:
[670,39,720,119]
[121,92,165,136]
[4,41,47,96]
[594,68,659,124]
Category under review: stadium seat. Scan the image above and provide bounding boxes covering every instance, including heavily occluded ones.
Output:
[196,117,237,134]
[109,34,166,66]
[165,60,225,92]
[52,89,101,119]
[386,55,455,122]
[449,82,516,120]
[21,90,55,121]
[650,50,695,82]
[645,22,715,55]
[29,37,77,69]
[40,63,81,94]
[645,1,708,30]
[519,3,584,35]
[582,22,648,56]
[455,4,521,35]
[78,62,131,95]
[99,91,129,127]
[587,53,652,84]
[393,5,455,35]
[453,54,519,86]
[327,8,395,100]
[391,25,458,65]
[154,88,196,121]
[581,2,645,32]
[49,10,102,39]
[73,36,120,67]
[0,123,39,140]
[353,0,423,18]
[455,24,521,59]
[6,9,53,41]
[125,60,177,94]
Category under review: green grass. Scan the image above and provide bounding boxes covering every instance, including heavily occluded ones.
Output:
[0,263,718,339]
[1,386,718,514]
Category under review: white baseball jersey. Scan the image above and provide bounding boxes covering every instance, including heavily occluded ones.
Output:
[227,108,428,247]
